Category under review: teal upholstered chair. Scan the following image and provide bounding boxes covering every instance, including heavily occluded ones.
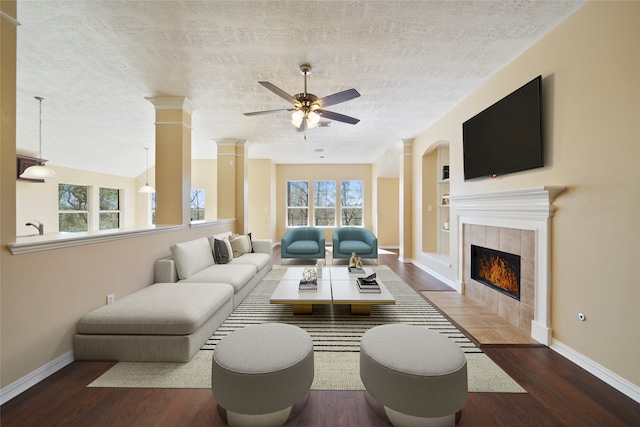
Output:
[332,227,378,263]
[280,227,326,263]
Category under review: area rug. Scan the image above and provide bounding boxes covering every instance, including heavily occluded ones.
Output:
[89,266,526,393]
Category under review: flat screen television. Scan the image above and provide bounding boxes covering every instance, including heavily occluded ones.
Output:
[463,75,543,180]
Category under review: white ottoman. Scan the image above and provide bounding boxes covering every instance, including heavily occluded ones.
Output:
[211,323,314,427]
[360,324,468,427]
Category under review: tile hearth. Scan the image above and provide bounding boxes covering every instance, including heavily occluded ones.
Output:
[423,291,539,345]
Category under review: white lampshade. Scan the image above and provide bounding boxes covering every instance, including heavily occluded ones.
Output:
[138,147,155,193]
[291,110,305,128]
[20,164,57,180]
[139,184,155,193]
[306,111,321,129]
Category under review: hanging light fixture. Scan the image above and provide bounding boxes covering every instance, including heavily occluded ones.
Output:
[138,147,155,193]
[20,96,57,180]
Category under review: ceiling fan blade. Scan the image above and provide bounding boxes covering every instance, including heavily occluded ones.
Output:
[317,109,360,125]
[259,81,299,105]
[315,89,360,108]
[244,108,293,116]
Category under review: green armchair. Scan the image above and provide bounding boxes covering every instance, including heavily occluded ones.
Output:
[280,227,326,263]
[332,227,378,263]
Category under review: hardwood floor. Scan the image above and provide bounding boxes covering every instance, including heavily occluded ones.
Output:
[2,248,638,426]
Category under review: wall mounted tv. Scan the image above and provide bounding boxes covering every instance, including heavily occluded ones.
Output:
[463,75,543,180]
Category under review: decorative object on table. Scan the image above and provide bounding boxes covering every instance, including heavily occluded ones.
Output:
[349,252,358,267]
[316,260,323,278]
[299,267,318,290]
[356,273,381,293]
[442,165,450,180]
[355,257,363,269]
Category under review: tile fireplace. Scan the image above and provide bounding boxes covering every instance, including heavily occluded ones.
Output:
[450,186,565,345]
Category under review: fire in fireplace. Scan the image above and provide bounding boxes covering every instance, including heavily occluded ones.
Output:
[471,245,521,300]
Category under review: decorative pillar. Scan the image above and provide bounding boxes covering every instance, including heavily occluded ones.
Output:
[216,139,247,233]
[1,2,19,245]
[399,139,413,262]
[145,96,195,225]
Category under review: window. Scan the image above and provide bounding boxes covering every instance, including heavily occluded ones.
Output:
[286,180,309,226]
[59,184,89,232]
[99,187,120,230]
[340,180,363,226]
[314,181,336,227]
[191,189,205,221]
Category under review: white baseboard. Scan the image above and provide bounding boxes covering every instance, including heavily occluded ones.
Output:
[551,339,640,403]
[0,350,74,405]
[411,260,458,290]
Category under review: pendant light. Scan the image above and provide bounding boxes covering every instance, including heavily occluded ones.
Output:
[138,147,155,193]
[20,96,57,180]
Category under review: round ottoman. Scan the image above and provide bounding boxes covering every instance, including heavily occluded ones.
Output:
[211,323,314,427]
[360,324,467,427]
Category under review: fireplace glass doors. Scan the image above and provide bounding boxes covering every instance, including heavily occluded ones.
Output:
[470,245,521,300]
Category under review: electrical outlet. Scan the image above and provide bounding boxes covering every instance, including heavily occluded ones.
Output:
[106,293,115,305]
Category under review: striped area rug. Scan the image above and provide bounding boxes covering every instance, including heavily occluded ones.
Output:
[202,266,482,355]
[88,266,526,393]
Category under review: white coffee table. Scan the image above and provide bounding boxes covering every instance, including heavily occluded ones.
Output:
[329,267,395,315]
[269,266,395,315]
[269,267,333,314]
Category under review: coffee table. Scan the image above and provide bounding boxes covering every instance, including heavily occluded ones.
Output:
[269,266,395,315]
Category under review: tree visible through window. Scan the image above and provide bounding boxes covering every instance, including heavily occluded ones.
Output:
[59,184,89,232]
[340,180,363,226]
[314,181,336,226]
[287,181,309,226]
[191,189,205,221]
[99,188,120,230]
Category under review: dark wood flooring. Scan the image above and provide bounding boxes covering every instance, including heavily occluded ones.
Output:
[2,248,639,426]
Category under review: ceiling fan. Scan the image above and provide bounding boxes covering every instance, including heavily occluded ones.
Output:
[244,64,360,130]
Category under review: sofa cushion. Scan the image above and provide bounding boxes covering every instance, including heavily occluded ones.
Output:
[181,264,257,293]
[76,282,234,336]
[170,237,215,280]
[338,240,373,255]
[286,240,321,255]
[229,252,271,271]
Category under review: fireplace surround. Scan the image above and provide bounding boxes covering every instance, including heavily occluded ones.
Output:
[450,187,565,345]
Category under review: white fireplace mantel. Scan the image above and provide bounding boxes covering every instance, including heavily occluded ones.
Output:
[449,186,566,345]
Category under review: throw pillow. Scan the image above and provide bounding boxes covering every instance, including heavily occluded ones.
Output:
[170,237,215,280]
[229,234,252,258]
[247,232,255,253]
[213,238,230,264]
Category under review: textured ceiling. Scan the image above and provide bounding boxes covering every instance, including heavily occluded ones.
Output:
[14,1,584,178]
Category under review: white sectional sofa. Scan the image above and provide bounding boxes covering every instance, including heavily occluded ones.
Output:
[155,232,273,308]
[74,232,273,362]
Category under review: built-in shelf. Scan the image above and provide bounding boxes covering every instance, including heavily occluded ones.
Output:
[437,147,450,256]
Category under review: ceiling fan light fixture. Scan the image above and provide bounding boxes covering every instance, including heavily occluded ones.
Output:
[306,110,321,129]
[291,110,305,128]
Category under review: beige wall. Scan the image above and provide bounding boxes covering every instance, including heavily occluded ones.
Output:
[376,178,399,247]
[276,164,372,244]
[17,166,138,235]
[420,150,438,253]
[412,1,639,385]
